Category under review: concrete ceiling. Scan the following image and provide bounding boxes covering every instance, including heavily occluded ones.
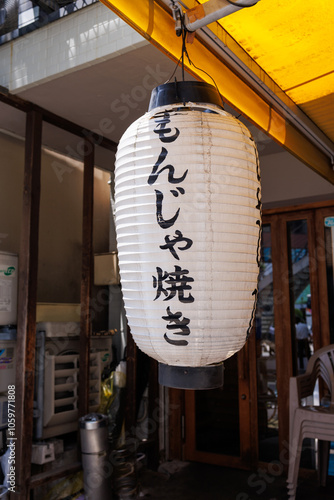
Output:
[0,43,283,170]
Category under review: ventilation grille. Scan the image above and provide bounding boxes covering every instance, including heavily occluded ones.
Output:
[43,351,106,433]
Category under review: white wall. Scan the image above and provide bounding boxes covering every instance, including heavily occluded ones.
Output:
[261,150,334,208]
[0,133,24,255]
[0,131,110,304]
[0,3,148,93]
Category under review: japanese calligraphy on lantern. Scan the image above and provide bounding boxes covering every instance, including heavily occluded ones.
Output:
[148,111,194,346]
[114,88,261,368]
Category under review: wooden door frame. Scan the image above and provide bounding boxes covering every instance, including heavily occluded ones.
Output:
[266,208,323,456]
[315,207,334,348]
[182,333,258,469]
[178,199,334,469]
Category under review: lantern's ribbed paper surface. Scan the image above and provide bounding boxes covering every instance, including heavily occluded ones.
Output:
[115,103,261,367]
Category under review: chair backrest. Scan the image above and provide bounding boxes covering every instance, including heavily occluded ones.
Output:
[318,345,334,404]
[300,344,334,404]
[289,344,334,439]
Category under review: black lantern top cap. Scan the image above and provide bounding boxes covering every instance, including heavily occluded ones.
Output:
[148,81,223,111]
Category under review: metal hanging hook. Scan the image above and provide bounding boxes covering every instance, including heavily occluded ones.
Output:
[170,1,184,37]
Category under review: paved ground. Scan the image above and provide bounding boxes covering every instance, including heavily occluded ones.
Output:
[136,460,334,500]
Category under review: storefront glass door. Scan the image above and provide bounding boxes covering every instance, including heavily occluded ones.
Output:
[184,203,334,469]
[323,216,334,344]
[287,219,314,373]
[255,224,279,462]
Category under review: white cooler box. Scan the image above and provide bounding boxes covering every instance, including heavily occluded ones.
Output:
[0,328,16,393]
[0,252,18,326]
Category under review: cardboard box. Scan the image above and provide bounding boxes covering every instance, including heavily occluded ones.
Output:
[94,252,120,285]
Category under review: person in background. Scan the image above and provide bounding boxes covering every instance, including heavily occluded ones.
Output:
[295,315,311,370]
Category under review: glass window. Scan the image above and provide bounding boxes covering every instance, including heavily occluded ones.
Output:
[324,217,334,344]
[287,219,315,470]
[287,219,313,374]
[256,224,279,462]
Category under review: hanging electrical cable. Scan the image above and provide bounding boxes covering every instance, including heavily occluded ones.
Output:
[166,2,224,107]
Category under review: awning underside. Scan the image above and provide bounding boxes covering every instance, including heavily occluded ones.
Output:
[215,0,334,143]
[99,0,334,184]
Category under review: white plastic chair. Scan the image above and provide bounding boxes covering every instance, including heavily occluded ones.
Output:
[287,344,334,499]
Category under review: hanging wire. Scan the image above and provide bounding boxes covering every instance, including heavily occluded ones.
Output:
[163,16,187,84]
[181,19,187,81]
[163,1,184,83]
[165,3,225,108]
[163,54,183,84]
[180,17,225,107]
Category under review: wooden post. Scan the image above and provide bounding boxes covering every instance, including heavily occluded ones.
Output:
[125,325,137,433]
[168,388,184,460]
[270,214,294,458]
[147,358,159,470]
[14,110,42,499]
[79,139,94,417]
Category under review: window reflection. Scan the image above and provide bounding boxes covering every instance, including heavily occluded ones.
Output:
[256,224,279,462]
[287,219,315,470]
[324,217,334,344]
[287,219,313,375]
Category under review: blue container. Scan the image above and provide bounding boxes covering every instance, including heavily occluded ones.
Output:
[329,442,334,476]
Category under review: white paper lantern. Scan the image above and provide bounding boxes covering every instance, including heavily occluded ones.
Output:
[114,82,261,388]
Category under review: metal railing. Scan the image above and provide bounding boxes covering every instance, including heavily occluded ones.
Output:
[0,0,98,45]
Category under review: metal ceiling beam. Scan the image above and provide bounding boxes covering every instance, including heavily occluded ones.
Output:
[99,0,334,184]
[182,0,260,32]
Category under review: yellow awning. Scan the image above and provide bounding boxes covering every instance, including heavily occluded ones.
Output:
[98,0,334,183]
[214,0,334,140]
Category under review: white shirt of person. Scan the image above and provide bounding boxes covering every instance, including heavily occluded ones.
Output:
[295,322,309,340]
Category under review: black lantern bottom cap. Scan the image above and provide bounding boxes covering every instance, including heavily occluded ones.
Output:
[158,362,224,390]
